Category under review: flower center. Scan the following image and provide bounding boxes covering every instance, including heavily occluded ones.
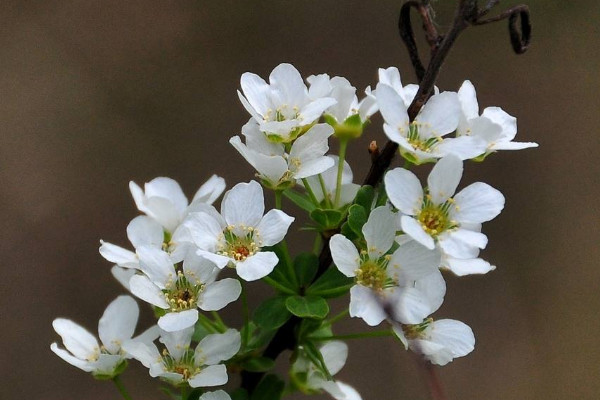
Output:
[355,260,388,290]
[218,226,262,262]
[406,123,440,153]
[162,349,200,382]
[164,272,203,312]
[264,104,301,123]
[402,318,433,340]
[417,195,457,237]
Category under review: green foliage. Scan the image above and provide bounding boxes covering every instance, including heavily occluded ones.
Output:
[293,253,319,287]
[250,374,285,400]
[306,267,353,298]
[241,357,276,372]
[285,295,329,319]
[253,296,291,330]
[302,342,333,380]
[282,189,317,212]
[346,204,367,237]
[230,389,249,400]
[355,185,375,211]
[309,208,345,231]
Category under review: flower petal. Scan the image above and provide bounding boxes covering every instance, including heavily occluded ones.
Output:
[240,72,270,116]
[416,92,460,138]
[50,343,94,372]
[127,216,164,249]
[221,181,264,229]
[444,257,495,276]
[400,216,435,249]
[98,295,139,354]
[129,275,169,309]
[235,251,279,281]
[200,279,242,311]
[329,234,360,277]
[458,80,479,120]
[159,327,194,361]
[452,182,505,223]
[99,241,138,268]
[376,83,409,129]
[349,285,386,326]
[389,241,441,284]
[197,329,241,366]
[158,309,199,332]
[320,341,348,376]
[188,364,228,387]
[52,319,99,360]
[137,246,176,288]
[256,209,294,246]
[427,156,463,205]
[192,175,226,205]
[384,168,423,216]
[362,206,395,258]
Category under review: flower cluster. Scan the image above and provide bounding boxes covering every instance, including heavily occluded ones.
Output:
[52,62,536,399]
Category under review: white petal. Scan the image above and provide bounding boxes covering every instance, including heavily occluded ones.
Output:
[416,92,460,138]
[137,246,176,288]
[235,252,278,281]
[129,275,169,309]
[127,216,164,249]
[439,229,488,258]
[98,295,139,354]
[256,209,294,246]
[158,309,199,332]
[457,80,479,120]
[414,270,446,313]
[229,136,288,184]
[427,156,463,205]
[329,234,360,277]
[131,325,160,346]
[144,196,184,232]
[200,390,232,400]
[144,177,188,217]
[111,265,136,290]
[388,241,441,284]
[269,63,307,107]
[183,252,219,284]
[200,279,242,311]
[121,341,161,369]
[482,107,517,140]
[160,327,194,361]
[320,341,348,376]
[330,381,363,400]
[197,329,241,365]
[444,257,495,276]
[197,250,231,270]
[52,319,99,360]
[300,97,337,123]
[99,241,138,268]
[492,141,538,150]
[378,67,403,95]
[435,136,487,160]
[389,287,432,324]
[192,175,226,205]
[240,72,270,116]
[384,168,423,215]
[50,343,95,372]
[400,216,435,249]
[452,182,505,223]
[349,285,386,326]
[221,181,264,228]
[428,319,475,360]
[184,212,224,252]
[242,119,285,156]
[362,206,396,258]
[295,156,336,179]
[376,83,409,129]
[91,354,124,375]
[289,124,333,162]
[188,364,228,387]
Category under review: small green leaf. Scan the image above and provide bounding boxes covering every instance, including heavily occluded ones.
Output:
[347,204,367,236]
[355,185,375,211]
[285,295,329,319]
[303,341,332,380]
[294,253,319,287]
[340,221,358,241]
[250,374,285,400]
[241,357,276,372]
[310,208,344,230]
[253,296,291,330]
[231,389,249,400]
[306,267,354,298]
[283,189,317,212]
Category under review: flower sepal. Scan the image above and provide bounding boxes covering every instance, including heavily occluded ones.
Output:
[324,113,366,140]
[92,360,128,381]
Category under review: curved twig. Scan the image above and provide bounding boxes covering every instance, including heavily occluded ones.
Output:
[475,4,531,54]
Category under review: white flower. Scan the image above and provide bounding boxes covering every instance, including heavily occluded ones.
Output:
[129,247,241,332]
[307,74,377,125]
[238,63,337,142]
[123,327,240,388]
[230,121,335,189]
[376,81,486,164]
[185,181,294,281]
[302,155,360,207]
[330,206,442,326]
[385,155,504,268]
[374,66,430,108]
[130,175,225,233]
[458,80,538,156]
[393,318,475,366]
[51,295,159,377]
[292,341,362,400]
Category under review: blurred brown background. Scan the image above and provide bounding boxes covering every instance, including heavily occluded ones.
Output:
[2,1,599,399]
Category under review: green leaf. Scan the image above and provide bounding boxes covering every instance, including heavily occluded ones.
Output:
[294,253,319,287]
[253,296,291,330]
[340,221,358,241]
[355,185,375,211]
[306,267,354,298]
[283,189,317,212]
[250,374,285,400]
[241,357,276,372]
[231,389,249,400]
[285,295,329,319]
[303,341,332,380]
[309,208,344,230]
[347,204,367,236]
[264,244,297,292]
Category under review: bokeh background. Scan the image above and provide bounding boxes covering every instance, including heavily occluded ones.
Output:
[2,1,599,399]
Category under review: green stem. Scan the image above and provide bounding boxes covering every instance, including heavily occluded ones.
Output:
[180,385,189,400]
[312,234,323,255]
[197,313,219,333]
[263,276,296,295]
[301,178,320,206]
[240,280,250,349]
[211,311,227,333]
[334,139,349,207]
[112,375,133,400]
[403,159,414,169]
[317,174,332,208]
[322,309,349,327]
[274,190,283,210]
[311,330,393,341]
